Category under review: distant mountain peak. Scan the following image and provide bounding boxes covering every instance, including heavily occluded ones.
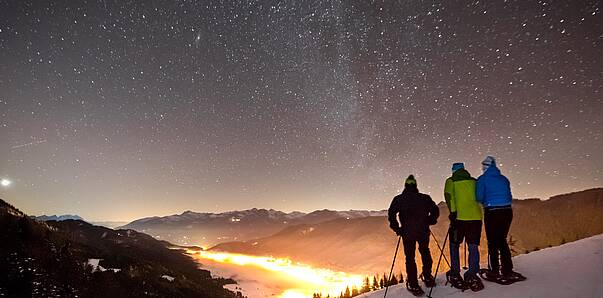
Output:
[33,214,84,222]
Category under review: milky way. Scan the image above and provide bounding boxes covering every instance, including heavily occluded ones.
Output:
[1,1,601,220]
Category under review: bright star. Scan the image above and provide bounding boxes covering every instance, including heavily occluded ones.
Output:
[1,179,11,187]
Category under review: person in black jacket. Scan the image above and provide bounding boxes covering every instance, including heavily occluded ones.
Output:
[388,175,440,293]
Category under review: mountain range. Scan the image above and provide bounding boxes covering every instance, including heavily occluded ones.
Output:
[0,199,242,298]
[121,209,387,247]
[32,214,84,221]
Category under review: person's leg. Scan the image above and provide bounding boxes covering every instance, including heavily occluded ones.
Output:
[484,209,500,273]
[464,221,482,278]
[402,236,418,283]
[466,243,480,277]
[418,233,433,277]
[499,208,514,275]
[448,226,461,276]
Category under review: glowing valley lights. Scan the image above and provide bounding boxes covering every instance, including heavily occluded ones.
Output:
[188,250,364,298]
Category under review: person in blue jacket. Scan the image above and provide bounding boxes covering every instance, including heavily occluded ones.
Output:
[476,156,522,282]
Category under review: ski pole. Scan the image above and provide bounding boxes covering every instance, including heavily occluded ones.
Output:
[427,229,449,298]
[383,236,401,298]
[430,231,451,267]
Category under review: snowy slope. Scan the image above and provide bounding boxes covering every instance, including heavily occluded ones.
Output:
[360,233,603,298]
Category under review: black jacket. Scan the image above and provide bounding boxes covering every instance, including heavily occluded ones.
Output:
[388,186,439,239]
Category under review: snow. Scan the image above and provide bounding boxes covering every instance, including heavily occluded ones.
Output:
[34,214,84,221]
[161,275,175,282]
[87,259,121,273]
[359,233,603,298]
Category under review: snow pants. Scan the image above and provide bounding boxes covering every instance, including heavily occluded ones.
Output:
[449,220,482,278]
[484,206,513,275]
[402,233,432,283]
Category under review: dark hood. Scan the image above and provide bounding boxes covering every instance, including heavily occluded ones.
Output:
[451,168,474,181]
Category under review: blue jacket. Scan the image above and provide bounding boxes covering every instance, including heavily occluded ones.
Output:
[476,165,512,208]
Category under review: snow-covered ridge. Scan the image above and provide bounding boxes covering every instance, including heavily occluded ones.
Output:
[359,233,603,298]
[126,208,387,225]
[33,214,84,221]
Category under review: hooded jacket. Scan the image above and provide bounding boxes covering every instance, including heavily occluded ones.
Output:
[476,165,512,208]
[388,186,439,239]
[444,169,482,221]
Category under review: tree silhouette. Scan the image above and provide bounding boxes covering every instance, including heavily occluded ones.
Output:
[351,285,359,296]
[343,286,351,298]
[361,276,371,293]
[390,274,398,286]
[372,275,379,290]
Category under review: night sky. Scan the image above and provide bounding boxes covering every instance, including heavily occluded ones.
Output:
[1,1,601,221]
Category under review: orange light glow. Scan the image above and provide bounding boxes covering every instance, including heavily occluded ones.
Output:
[188,250,364,297]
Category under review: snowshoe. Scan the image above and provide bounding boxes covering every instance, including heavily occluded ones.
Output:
[479,269,518,285]
[406,281,425,297]
[445,271,468,291]
[420,272,436,288]
[465,275,484,292]
[503,271,527,282]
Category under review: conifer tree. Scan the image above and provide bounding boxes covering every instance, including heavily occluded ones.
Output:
[344,286,351,298]
[399,271,404,283]
[351,285,359,296]
[372,275,379,290]
[361,276,371,293]
[390,273,398,285]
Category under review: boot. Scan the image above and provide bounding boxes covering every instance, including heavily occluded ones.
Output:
[465,275,484,292]
[420,272,436,288]
[406,280,425,296]
[445,271,468,290]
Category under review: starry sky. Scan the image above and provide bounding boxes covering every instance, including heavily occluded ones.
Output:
[1,0,601,221]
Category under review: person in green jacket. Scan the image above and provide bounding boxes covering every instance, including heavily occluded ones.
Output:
[444,162,484,292]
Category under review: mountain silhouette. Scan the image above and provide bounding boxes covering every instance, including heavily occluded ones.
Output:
[0,199,242,298]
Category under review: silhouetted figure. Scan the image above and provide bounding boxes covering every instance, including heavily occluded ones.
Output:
[388,175,439,294]
[477,156,524,283]
[444,163,484,291]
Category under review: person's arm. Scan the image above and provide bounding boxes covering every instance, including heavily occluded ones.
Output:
[427,195,439,225]
[444,178,455,212]
[387,196,401,233]
[444,178,457,224]
[476,177,486,205]
[505,176,513,202]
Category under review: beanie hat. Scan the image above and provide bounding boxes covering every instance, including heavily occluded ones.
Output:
[452,162,464,173]
[482,156,496,171]
[405,175,417,186]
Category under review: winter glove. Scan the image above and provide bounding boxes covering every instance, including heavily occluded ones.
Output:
[395,227,404,237]
[389,222,400,235]
[448,212,457,228]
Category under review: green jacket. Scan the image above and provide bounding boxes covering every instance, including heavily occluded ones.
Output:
[444,169,482,221]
